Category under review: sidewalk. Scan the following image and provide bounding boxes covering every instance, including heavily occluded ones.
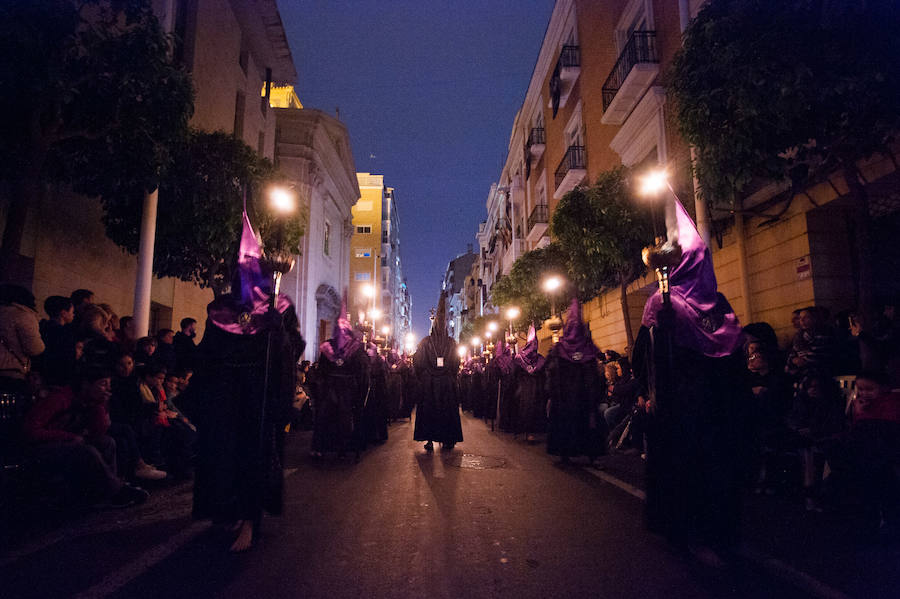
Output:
[586,449,900,599]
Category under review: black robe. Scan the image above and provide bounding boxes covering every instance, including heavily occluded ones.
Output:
[632,324,744,550]
[385,361,405,420]
[192,303,303,525]
[312,343,369,454]
[545,347,605,458]
[514,363,546,436]
[468,368,488,419]
[413,334,463,444]
[362,353,389,445]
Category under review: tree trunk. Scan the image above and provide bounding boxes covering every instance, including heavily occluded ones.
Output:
[0,174,40,284]
[843,164,874,318]
[619,273,635,352]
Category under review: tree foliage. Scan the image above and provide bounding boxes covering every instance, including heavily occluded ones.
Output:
[490,242,571,329]
[550,168,654,347]
[671,0,900,206]
[100,130,307,296]
[0,0,194,274]
[551,168,653,294]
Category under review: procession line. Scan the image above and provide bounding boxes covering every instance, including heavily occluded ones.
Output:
[583,466,852,599]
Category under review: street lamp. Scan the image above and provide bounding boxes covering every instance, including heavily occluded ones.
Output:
[505,306,520,349]
[638,169,681,306]
[457,345,468,359]
[263,185,297,302]
[542,275,564,341]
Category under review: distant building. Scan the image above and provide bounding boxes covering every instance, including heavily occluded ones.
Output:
[441,246,478,341]
[274,99,359,357]
[350,174,411,346]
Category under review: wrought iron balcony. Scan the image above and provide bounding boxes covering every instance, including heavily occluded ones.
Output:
[554,145,586,198]
[601,31,659,125]
[526,127,546,162]
[526,204,549,243]
[549,45,581,118]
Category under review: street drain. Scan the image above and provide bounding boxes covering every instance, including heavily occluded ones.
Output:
[446,454,507,469]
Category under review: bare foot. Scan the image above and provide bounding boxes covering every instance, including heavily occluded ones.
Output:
[229,520,253,552]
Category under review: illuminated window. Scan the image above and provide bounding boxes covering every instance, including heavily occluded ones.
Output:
[354,272,371,281]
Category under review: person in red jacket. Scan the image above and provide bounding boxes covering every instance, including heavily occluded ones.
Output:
[23,367,148,508]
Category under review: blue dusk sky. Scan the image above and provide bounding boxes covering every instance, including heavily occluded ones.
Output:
[279,0,555,339]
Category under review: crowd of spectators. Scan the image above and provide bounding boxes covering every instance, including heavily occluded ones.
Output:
[0,284,200,510]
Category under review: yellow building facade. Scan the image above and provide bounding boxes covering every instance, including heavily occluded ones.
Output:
[350,174,385,324]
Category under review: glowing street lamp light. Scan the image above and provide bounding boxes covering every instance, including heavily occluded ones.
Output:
[369,307,382,320]
[638,168,669,198]
[405,332,416,345]
[381,325,391,336]
[542,275,565,340]
[268,185,297,215]
[362,284,375,298]
[457,346,468,359]
[471,336,481,347]
[487,321,499,333]
[505,307,521,321]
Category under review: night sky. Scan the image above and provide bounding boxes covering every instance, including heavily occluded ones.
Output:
[279,0,555,339]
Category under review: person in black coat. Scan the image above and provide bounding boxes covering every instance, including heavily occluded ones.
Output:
[514,325,547,442]
[312,309,369,458]
[413,293,462,451]
[545,298,606,463]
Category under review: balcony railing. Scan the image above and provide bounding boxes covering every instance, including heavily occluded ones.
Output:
[526,127,545,150]
[549,45,581,118]
[527,204,549,232]
[555,145,586,190]
[602,31,658,112]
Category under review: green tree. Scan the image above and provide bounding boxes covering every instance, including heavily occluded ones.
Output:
[0,0,194,278]
[100,130,307,297]
[490,242,571,329]
[550,168,654,348]
[671,0,900,312]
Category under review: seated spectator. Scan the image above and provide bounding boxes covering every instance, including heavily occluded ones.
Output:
[21,366,149,508]
[786,375,846,510]
[743,341,791,493]
[173,318,198,370]
[116,316,137,354]
[0,284,45,395]
[829,371,900,534]
[603,359,639,430]
[38,295,77,388]
[137,364,194,479]
[134,336,157,369]
[163,371,196,432]
[155,328,177,371]
[79,304,120,371]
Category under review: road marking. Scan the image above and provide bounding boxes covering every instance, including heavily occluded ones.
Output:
[71,521,209,599]
[585,467,646,501]
[583,466,852,599]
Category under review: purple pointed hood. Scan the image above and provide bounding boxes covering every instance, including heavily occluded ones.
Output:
[319,302,361,363]
[557,297,600,363]
[493,337,514,375]
[515,325,546,373]
[641,198,741,357]
[208,210,293,335]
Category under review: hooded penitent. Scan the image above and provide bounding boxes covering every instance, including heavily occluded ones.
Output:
[515,325,546,373]
[319,302,360,363]
[428,293,453,357]
[556,297,599,363]
[641,198,741,358]
[493,337,514,375]
[207,210,292,336]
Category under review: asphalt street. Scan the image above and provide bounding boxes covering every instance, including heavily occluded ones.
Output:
[1,412,895,598]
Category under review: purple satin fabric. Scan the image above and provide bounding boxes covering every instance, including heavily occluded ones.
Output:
[514,325,546,373]
[493,338,514,375]
[641,199,742,357]
[556,297,600,363]
[318,303,361,363]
